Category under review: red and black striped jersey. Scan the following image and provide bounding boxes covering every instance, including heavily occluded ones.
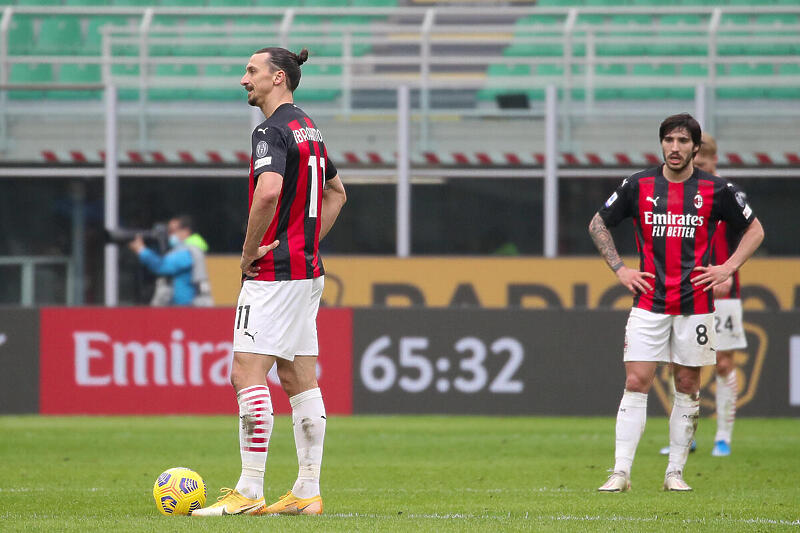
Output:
[711,220,743,299]
[247,103,338,281]
[598,165,755,315]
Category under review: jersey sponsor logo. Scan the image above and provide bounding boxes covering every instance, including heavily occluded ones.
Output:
[693,194,703,209]
[254,156,272,170]
[646,195,659,207]
[604,192,618,207]
[291,126,324,145]
[645,211,705,238]
[256,141,269,158]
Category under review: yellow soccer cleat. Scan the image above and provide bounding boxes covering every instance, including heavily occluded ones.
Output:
[258,491,323,515]
[191,488,265,517]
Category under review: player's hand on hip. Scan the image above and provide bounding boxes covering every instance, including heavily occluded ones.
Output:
[692,264,733,293]
[712,276,734,298]
[240,240,279,278]
[616,266,655,294]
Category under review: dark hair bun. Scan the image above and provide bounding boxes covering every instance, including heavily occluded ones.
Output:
[296,48,309,66]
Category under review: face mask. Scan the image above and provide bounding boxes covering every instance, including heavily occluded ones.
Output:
[169,234,181,248]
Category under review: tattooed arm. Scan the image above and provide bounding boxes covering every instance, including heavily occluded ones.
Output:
[589,212,654,294]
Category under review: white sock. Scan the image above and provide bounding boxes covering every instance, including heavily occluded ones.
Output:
[234,385,273,500]
[668,391,699,473]
[290,387,326,499]
[714,369,738,444]
[613,390,648,474]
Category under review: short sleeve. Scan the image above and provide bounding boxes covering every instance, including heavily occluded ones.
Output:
[716,182,755,232]
[251,125,288,178]
[597,177,634,228]
[324,150,338,182]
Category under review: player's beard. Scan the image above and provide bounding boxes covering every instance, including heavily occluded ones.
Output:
[663,150,693,173]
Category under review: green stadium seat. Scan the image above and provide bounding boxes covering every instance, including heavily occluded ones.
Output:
[767,63,800,99]
[112,0,156,5]
[294,63,341,101]
[506,16,564,57]
[254,0,301,5]
[648,14,706,55]
[575,14,606,25]
[37,17,83,56]
[207,0,252,5]
[54,64,102,99]
[83,16,132,55]
[9,63,54,99]
[65,0,109,5]
[596,14,650,56]
[304,0,349,6]
[8,16,35,55]
[477,63,532,101]
[594,63,625,99]
[717,63,773,99]
[174,17,228,56]
[111,63,141,100]
[222,17,281,57]
[620,63,676,99]
[149,64,200,100]
[535,0,582,5]
[352,0,396,6]
[159,0,206,6]
[197,64,243,100]
[16,0,62,5]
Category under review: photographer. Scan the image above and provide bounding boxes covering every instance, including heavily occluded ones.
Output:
[128,215,213,307]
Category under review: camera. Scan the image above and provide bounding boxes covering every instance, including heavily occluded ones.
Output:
[105,223,169,253]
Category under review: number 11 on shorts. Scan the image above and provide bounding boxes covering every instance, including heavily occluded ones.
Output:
[236,305,250,329]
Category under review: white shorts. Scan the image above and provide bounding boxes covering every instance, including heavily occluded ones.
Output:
[714,298,747,351]
[624,307,716,367]
[232,276,324,361]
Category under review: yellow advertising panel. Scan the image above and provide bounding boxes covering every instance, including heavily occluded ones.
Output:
[207,256,800,310]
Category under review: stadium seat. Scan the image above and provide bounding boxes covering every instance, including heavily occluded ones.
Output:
[294,63,341,101]
[16,0,62,5]
[54,63,102,99]
[158,0,206,6]
[596,15,651,56]
[83,16,132,55]
[648,14,706,56]
[594,63,625,99]
[304,0,349,6]
[352,0,397,6]
[253,0,301,6]
[620,63,676,99]
[37,17,83,56]
[207,0,252,5]
[717,63,773,99]
[222,17,281,57]
[767,63,800,99]
[476,63,532,102]
[8,16,35,55]
[197,64,243,100]
[64,0,109,5]
[112,0,156,5]
[9,63,54,100]
[149,63,200,100]
[174,17,228,57]
[110,63,141,100]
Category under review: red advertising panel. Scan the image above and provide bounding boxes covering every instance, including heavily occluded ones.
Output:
[39,308,352,415]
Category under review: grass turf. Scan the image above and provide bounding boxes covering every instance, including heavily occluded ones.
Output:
[0,415,798,532]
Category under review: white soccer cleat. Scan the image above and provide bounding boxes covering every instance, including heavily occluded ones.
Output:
[598,471,631,492]
[663,471,692,492]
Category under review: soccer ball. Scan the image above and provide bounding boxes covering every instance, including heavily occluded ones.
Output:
[152,467,207,516]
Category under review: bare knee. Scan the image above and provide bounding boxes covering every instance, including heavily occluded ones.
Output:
[674,367,700,395]
[625,372,653,393]
[716,351,734,377]
[277,362,318,398]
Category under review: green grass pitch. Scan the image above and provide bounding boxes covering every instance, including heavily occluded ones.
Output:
[1,415,798,532]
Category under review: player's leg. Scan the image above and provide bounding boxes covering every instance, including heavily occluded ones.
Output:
[599,308,669,492]
[261,276,325,515]
[193,351,275,516]
[261,356,326,515]
[659,366,697,456]
[712,298,745,456]
[665,363,700,490]
[713,350,737,456]
[663,312,715,491]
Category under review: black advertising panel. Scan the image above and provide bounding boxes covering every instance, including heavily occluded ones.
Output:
[0,308,40,413]
[353,309,800,417]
